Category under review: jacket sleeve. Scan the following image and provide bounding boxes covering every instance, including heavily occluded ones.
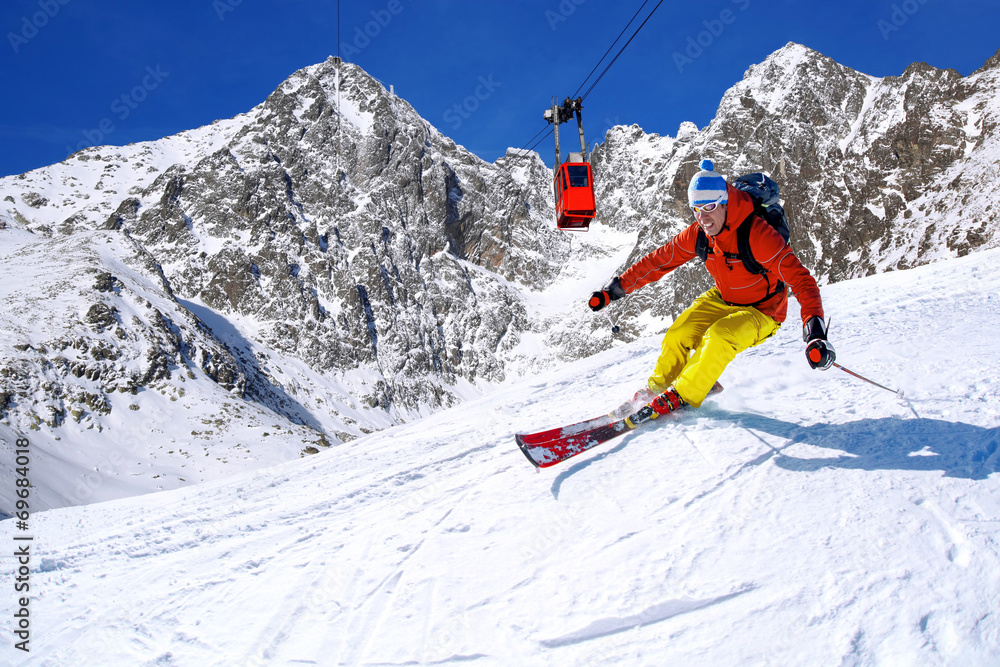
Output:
[750,222,825,325]
[618,223,700,294]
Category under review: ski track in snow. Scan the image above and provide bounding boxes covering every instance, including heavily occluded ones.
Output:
[539,585,757,648]
[2,249,1000,665]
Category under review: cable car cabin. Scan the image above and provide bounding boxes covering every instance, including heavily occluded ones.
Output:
[554,161,596,231]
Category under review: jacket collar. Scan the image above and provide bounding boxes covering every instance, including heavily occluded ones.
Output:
[712,183,754,244]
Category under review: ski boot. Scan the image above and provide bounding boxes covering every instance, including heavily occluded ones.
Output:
[610,387,656,419]
[650,387,684,415]
[624,387,684,428]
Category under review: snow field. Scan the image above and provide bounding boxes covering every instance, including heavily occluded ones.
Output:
[2,248,999,665]
[0,229,321,513]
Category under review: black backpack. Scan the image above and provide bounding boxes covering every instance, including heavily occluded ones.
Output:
[694,172,790,305]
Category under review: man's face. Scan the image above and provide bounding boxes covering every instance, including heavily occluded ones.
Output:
[695,203,727,237]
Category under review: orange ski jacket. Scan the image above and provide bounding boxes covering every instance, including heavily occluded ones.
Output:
[618,184,824,325]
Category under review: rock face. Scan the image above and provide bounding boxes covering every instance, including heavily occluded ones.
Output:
[590,43,1000,325]
[2,45,999,509]
[118,59,575,416]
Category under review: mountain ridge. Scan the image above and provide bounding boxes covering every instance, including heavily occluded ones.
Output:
[3,43,999,511]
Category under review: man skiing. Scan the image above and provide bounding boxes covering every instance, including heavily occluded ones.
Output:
[588,158,835,415]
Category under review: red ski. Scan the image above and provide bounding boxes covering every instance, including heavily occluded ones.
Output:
[515,384,722,468]
[515,411,619,448]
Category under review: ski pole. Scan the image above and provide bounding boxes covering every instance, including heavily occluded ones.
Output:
[823,318,901,396]
[603,310,620,334]
[832,362,900,395]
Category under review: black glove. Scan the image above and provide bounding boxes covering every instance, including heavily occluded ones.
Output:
[803,316,836,370]
[589,277,626,312]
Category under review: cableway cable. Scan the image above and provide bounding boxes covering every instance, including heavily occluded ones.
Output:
[570,0,653,101]
[336,0,342,177]
[577,0,663,103]
[508,0,665,161]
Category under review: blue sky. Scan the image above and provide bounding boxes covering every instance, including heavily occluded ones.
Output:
[1,0,998,177]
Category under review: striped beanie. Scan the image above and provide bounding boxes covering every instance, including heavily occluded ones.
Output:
[687,159,728,206]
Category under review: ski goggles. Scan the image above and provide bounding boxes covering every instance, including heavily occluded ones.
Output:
[690,195,726,214]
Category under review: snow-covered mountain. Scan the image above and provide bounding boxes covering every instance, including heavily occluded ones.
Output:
[590,42,1000,326]
[2,43,1000,512]
[2,245,998,665]
[0,58,575,511]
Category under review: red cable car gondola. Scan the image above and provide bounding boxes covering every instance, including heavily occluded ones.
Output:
[554,161,595,230]
[545,97,596,231]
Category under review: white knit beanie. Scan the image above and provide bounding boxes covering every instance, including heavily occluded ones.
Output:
[687,159,729,206]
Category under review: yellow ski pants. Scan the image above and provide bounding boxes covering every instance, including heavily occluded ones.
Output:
[648,287,780,407]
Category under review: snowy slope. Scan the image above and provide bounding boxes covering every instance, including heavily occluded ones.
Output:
[0,111,256,233]
[0,227,331,514]
[3,247,999,665]
[0,59,571,502]
[6,48,1000,520]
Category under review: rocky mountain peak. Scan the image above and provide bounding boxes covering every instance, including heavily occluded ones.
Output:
[972,47,1000,75]
[3,44,1000,511]
[591,40,1000,322]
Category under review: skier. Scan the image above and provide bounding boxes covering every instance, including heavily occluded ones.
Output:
[588,159,836,415]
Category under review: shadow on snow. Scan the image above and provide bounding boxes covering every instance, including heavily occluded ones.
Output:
[549,408,999,497]
[708,408,1000,481]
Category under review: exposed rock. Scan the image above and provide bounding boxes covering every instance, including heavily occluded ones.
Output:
[2,44,999,509]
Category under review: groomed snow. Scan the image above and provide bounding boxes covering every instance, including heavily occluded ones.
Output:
[2,246,998,665]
